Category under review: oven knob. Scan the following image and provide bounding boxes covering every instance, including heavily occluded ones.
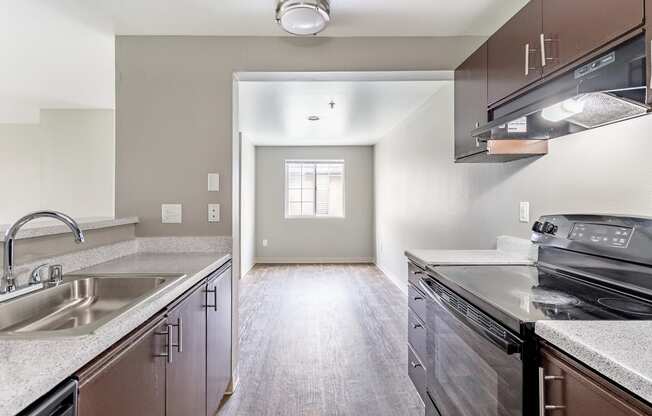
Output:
[532,221,544,233]
[543,222,557,235]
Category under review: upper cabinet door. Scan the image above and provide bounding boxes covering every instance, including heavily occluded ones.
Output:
[487,0,543,105]
[645,0,652,104]
[541,0,644,75]
[454,42,488,160]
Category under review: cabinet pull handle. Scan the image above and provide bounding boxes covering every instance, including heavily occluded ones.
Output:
[204,287,218,311]
[413,270,424,275]
[525,43,537,76]
[413,296,423,301]
[169,318,183,353]
[539,367,566,415]
[412,323,423,329]
[410,361,422,368]
[540,33,558,68]
[154,326,172,364]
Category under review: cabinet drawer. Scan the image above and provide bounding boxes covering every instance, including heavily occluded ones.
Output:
[408,261,426,287]
[408,284,426,322]
[408,344,426,404]
[407,308,427,363]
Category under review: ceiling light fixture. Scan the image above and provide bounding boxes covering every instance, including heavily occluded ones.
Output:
[308,115,320,121]
[276,0,331,36]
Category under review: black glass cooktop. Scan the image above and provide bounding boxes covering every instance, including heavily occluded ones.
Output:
[427,264,652,334]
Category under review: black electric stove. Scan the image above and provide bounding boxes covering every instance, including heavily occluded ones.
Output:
[418,214,652,416]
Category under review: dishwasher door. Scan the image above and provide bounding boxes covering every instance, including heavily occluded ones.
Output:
[19,379,77,416]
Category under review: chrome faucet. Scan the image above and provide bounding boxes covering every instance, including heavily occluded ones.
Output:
[1,210,85,294]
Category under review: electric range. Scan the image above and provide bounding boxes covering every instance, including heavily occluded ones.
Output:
[415,214,652,416]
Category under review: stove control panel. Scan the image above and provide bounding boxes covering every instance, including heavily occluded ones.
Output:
[568,223,633,248]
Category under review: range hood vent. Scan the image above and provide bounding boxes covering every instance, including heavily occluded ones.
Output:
[473,35,649,142]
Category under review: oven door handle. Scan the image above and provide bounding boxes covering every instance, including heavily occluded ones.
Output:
[419,278,522,356]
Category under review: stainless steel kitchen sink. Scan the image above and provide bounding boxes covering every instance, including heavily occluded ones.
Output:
[0,273,185,337]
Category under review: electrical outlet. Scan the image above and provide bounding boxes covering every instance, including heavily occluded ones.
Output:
[208,204,220,222]
[262,239,268,247]
[162,204,182,224]
[519,201,530,223]
[208,173,220,192]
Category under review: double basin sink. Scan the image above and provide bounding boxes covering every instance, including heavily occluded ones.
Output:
[0,273,185,338]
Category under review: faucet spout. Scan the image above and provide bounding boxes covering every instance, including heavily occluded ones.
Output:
[1,211,85,294]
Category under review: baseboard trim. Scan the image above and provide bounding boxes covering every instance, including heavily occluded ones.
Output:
[254,256,374,264]
[374,263,408,295]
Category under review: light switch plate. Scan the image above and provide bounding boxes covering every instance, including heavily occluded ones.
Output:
[262,239,268,247]
[208,203,220,222]
[162,204,182,224]
[208,173,220,192]
[519,201,530,223]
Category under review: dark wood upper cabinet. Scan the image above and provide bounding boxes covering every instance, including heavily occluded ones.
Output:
[206,267,232,416]
[540,344,652,416]
[487,0,543,105]
[454,42,488,160]
[166,284,208,416]
[76,315,167,416]
[541,0,644,75]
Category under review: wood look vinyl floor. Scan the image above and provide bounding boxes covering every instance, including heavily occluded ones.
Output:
[218,264,423,416]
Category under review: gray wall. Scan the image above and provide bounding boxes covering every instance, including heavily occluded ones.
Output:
[240,136,256,275]
[375,82,652,290]
[256,146,374,262]
[115,36,484,236]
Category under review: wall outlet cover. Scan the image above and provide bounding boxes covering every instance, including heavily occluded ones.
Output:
[208,173,220,192]
[519,201,530,223]
[162,204,182,224]
[262,239,268,247]
[208,203,220,222]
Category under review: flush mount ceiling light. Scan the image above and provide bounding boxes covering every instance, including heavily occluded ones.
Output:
[308,115,320,121]
[276,0,331,36]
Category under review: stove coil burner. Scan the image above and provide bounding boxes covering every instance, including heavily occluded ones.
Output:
[531,289,581,307]
[597,297,652,316]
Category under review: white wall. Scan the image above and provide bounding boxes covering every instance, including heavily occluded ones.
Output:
[240,136,256,276]
[374,82,652,291]
[0,109,115,224]
[256,146,375,263]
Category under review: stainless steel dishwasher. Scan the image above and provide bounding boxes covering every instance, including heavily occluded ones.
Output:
[18,379,77,416]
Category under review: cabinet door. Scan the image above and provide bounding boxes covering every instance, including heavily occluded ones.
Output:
[206,268,232,416]
[76,316,167,416]
[454,42,488,160]
[540,345,652,415]
[167,284,207,416]
[487,0,543,105]
[541,0,644,75]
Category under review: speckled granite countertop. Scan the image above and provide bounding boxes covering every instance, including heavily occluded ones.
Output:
[0,251,231,416]
[406,236,536,267]
[536,321,652,404]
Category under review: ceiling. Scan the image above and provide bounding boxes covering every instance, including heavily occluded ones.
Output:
[38,0,528,37]
[238,79,446,146]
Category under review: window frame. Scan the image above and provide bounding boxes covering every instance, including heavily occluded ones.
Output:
[284,159,346,220]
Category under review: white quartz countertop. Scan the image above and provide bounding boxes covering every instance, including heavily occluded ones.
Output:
[0,251,231,416]
[536,321,652,404]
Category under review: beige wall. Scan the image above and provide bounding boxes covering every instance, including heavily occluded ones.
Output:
[115,36,484,237]
[0,109,115,224]
[374,82,652,290]
[256,146,374,262]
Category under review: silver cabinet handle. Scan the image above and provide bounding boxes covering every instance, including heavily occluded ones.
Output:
[154,326,172,364]
[410,361,422,369]
[169,318,182,353]
[525,43,538,76]
[540,33,547,67]
[539,367,566,415]
[204,286,218,311]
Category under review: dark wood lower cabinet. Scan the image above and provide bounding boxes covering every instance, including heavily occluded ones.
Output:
[540,343,652,416]
[76,314,168,416]
[75,262,233,416]
[206,268,232,416]
[166,282,208,416]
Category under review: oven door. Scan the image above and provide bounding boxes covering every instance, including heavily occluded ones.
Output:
[419,277,524,416]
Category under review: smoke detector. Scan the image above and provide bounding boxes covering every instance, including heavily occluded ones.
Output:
[276,0,331,36]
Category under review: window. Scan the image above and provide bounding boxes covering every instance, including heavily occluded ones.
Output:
[285,160,345,218]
